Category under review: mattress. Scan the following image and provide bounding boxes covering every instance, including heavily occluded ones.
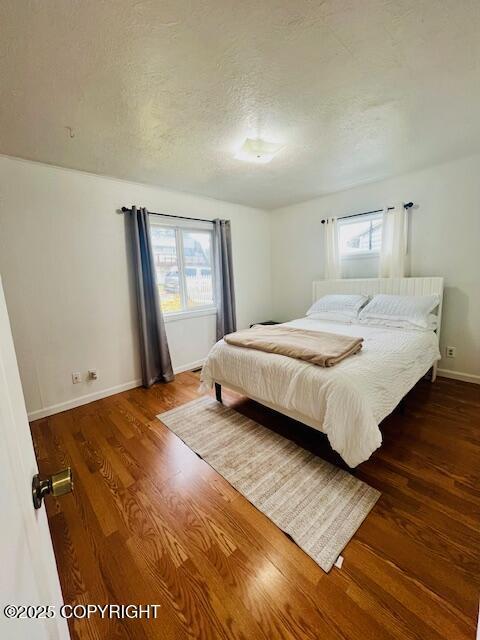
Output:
[200,318,441,467]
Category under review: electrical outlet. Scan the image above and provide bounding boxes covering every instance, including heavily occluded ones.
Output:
[446,346,456,358]
[88,369,98,381]
[72,372,82,384]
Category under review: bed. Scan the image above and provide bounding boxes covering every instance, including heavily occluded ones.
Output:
[200,277,444,467]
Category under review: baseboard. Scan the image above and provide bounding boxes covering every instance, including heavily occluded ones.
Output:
[437,368,480,385]
[27,379,142,421]
[173,358,205,374]
[28,361,206,421]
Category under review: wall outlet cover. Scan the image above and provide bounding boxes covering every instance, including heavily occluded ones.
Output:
[72,372,82,384]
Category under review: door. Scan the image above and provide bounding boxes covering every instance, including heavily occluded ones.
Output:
[0,277,69,640]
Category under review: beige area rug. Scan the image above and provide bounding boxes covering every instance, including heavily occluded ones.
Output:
[157,396,380,572]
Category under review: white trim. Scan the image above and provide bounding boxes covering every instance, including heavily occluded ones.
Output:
[338,210,382,259]
[27,379,142,421]
[164,307,217,322]
[173,358,205,374]
[151,219,216,316]
[338,211,383,225]
[437,369,480,385]
[28,359,208,421]
[150,216,213,231]
[341,251,380,261]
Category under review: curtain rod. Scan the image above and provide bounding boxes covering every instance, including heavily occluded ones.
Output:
[120,206,213,224]
[320,202,414,224]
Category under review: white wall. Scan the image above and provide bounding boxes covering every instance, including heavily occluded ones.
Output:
[0,155,272,419]
[271,154,480,382]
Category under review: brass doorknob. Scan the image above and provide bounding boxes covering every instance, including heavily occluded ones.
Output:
[32,467,73,509]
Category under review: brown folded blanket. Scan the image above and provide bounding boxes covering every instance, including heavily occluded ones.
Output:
[224,325,363,367]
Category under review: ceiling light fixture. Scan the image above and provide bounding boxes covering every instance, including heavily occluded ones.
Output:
[234,137,284,164]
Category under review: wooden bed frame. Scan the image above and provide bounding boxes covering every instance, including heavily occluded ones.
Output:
[214,277,444,406]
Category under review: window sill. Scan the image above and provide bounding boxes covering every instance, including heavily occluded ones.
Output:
[163,307,217,323]
[341,252,379,261]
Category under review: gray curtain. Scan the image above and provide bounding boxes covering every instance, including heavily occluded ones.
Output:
[129,206,174,386]
[213,219,236,339]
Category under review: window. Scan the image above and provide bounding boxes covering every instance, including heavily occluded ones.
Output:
[150,222,215,316]
[338,213,382,258]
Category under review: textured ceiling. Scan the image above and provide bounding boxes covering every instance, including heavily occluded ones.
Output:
[1,1,480,209]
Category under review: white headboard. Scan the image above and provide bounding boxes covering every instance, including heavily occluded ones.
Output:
[312,277,444,342]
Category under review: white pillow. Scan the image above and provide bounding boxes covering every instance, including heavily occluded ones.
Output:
[306,294,369,319]
[307,311,355,324]
[359,294,440,329]
[359,313,438,331]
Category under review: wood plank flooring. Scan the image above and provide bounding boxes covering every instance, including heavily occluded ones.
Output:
[30,374,480,639]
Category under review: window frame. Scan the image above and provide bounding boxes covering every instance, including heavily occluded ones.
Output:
[149,218,217,322]
[338,211,383,260]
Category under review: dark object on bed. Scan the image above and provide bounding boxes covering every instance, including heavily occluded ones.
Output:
[250,321,280,327]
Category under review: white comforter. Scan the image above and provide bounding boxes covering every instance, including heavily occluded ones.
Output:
[200,318,440,467]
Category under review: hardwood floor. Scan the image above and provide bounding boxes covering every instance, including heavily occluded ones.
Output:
[30,374,480,639]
